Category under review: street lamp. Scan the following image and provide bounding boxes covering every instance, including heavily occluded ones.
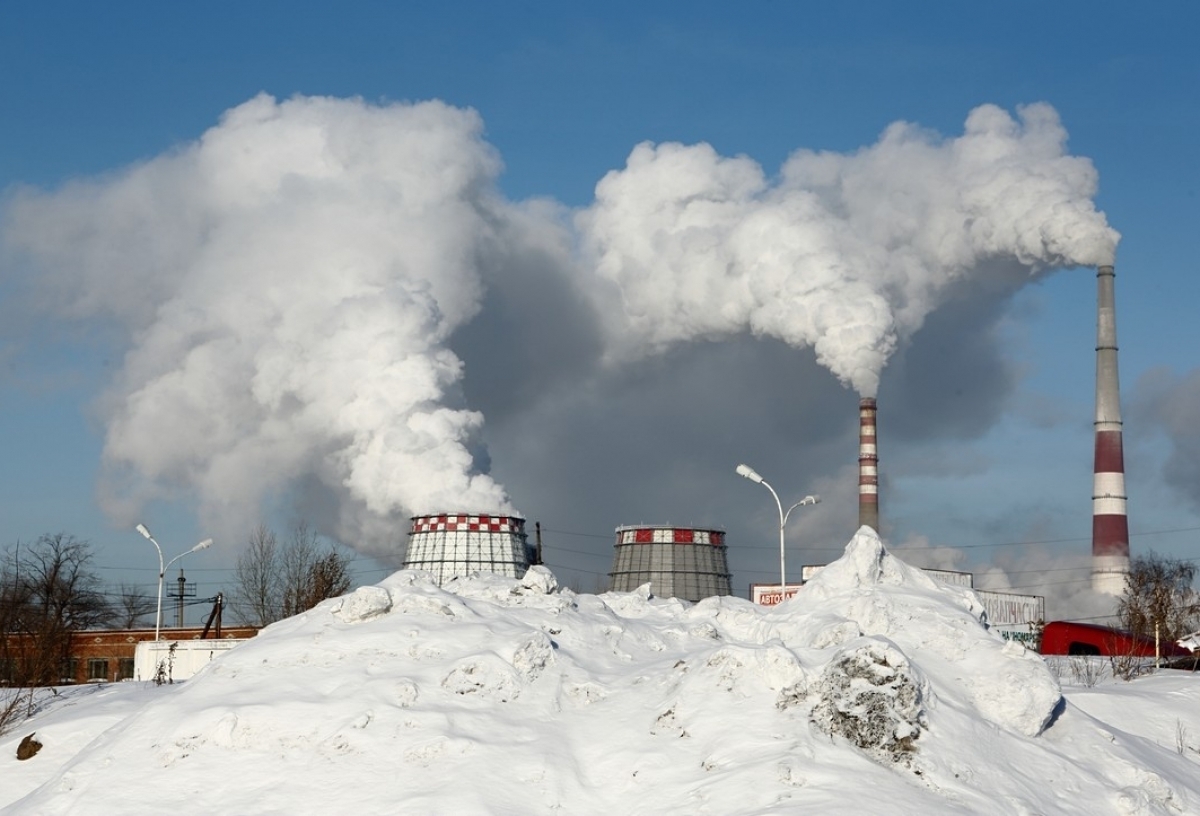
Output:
[136,523,213,641]
[735,464,820,591]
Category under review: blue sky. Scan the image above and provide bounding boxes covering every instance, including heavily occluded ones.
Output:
[2,3,1199,617]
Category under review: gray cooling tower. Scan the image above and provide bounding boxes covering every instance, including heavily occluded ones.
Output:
[608,525,732,602]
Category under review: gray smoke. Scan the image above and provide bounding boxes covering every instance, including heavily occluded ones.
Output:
[1131,366,1200,512]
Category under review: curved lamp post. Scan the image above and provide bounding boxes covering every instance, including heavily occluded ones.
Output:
[736,464,819,591]
[136,523,213,641]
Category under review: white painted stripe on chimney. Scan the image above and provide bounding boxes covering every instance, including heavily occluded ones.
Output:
[1092,497,1128,515]
[1092,472,1127,494]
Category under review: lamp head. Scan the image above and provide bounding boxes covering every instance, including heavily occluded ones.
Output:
[136,523,153,540]
[736,464,764,484]
[193,538,214,553]
[801,495,820,506]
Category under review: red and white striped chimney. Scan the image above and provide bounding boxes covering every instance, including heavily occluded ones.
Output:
[1092,264,1130,594]
[859,397,879,532]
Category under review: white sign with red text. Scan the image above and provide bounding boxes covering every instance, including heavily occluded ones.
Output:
[750,584,803,606]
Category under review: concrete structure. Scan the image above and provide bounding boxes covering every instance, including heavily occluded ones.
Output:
[402,513,533,586]
[1092,265,1131,594]
[609,525,732,602]
[858,397,879,532]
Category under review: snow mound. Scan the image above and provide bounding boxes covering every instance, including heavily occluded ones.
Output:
[332,585,393,622]
[784,526,1061,738]
[8,528,1199,815]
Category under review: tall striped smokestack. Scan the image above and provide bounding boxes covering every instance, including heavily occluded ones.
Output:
[859,397,879,532]
[1092,265,1130,594]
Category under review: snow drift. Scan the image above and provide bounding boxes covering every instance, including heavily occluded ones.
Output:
[3,529,1196,815]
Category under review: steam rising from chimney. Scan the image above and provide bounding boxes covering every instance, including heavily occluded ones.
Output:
[580,103,1118,396]
[1,95,1121,561]
[3,94,520,556]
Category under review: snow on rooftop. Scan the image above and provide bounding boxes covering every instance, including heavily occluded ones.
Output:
[3,526,1199,814]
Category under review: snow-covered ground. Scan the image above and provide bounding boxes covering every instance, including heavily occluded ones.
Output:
[2,528,1198,815]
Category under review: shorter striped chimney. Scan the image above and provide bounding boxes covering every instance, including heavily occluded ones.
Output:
[859,397,879,531]
[1092,265,1130,594]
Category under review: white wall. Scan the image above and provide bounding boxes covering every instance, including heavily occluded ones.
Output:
[134,639,247,682]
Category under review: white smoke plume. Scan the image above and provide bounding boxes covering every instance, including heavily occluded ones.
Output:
[4,94,521,555]
[2,96,1119,564]
[578,102,1119,396]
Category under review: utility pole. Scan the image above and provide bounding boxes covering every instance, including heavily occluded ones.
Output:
[169,566,197,628]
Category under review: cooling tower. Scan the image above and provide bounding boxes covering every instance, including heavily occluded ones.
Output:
[1092,265,1130,594]
[859,397,880,531]
[403,513,531,586]
[608,526,732,602]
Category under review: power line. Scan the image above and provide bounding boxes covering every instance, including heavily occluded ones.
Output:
[540,560,609,577]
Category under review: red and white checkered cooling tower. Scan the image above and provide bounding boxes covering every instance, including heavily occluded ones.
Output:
[403,513,532,586]
[608,525,732,602]
[859,397,880,532]
[1092,265,1130,594]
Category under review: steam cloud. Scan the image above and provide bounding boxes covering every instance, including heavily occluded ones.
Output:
[580,103,1118,395]
[4,95,521,554]
[2,95,1118,556]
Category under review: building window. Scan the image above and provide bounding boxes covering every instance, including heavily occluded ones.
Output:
[61,658,79,684]
[117,658,135,681]
[87,658,109,682]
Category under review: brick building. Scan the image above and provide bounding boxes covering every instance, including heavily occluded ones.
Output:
[2,626,258,685]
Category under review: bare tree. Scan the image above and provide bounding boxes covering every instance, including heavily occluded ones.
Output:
[232,523,354,626]
[1,534,113,686]
[280,522,353,618]
[232,525,282,627]
[0,552,32,683]
[1117,552,1200,646]
[114,583,157,629]
[1,554,37,734]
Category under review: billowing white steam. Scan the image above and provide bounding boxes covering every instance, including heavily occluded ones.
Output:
[4,94,517,552]
[3,96,1119,556]
[579,102,1119,395]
